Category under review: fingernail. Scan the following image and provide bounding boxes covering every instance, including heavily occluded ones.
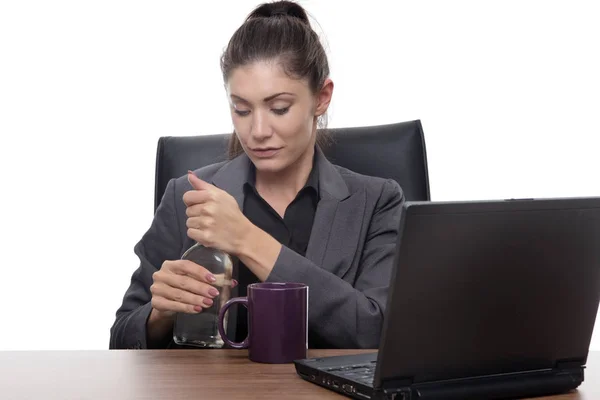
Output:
[194,305,203,312]
[209,288,219,297]
[187,170,193,175]
[206,274,216,283]
[203,298,214,306]
[232,279,238,288]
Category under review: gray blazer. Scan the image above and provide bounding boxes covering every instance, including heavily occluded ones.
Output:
[109,149,404,349]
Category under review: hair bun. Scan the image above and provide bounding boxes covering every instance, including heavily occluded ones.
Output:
[248,1,310,25]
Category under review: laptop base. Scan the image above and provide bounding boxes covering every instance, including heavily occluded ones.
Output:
[295,353,584,400]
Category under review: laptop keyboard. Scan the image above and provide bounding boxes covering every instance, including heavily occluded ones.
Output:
[324,361,377,386]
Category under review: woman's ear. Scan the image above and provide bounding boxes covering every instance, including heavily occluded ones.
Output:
[314,78,334,117]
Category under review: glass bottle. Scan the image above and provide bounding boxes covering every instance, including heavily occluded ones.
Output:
[173,243,234,348]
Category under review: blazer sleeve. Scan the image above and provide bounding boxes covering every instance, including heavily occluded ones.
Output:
[109,178,183,349]
[265,179,403,349]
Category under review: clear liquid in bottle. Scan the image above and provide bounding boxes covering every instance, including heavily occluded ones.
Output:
[173,243,233,348]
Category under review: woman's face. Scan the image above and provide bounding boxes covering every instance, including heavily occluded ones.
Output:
[226,60,332,174]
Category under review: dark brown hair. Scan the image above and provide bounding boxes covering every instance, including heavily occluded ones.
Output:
[220,0,331,159]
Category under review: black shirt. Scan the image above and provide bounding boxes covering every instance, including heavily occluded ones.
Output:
[235,159,320,341]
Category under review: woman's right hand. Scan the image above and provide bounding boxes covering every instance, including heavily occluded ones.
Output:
[149,259,220,320]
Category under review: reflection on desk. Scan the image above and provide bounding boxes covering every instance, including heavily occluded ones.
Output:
[0,350,597,399]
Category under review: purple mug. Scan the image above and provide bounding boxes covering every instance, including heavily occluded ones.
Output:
[217,282,308,364]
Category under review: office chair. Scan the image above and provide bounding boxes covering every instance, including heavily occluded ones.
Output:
[154,120,430,211]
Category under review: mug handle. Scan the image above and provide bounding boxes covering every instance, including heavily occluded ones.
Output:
[218,297,249,349]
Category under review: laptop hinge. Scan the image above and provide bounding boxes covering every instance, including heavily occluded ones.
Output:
[556,358,584,370]
[381,377,413,389]
[381,378,413,400]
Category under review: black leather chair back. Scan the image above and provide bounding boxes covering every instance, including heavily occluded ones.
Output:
[155,120,430,211]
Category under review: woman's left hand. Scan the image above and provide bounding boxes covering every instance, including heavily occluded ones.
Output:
[183,171,251,255]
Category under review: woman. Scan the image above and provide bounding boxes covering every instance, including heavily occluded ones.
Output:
[110,0,403,350]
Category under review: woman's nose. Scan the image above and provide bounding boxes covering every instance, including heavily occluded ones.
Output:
[250,111,273,140]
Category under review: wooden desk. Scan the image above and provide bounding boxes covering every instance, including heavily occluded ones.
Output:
[0,350,597,399]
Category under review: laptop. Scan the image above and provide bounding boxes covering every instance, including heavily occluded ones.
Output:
[295,197,600,399]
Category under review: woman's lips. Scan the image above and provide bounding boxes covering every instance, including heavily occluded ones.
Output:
[250,147,281,158]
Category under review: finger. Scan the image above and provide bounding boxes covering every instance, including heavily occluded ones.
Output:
[187,171,215,191]
[151,282,214,308]
[186,216,216,230]
[163,260,217,283]
[212,273,236,288]
[186,228,215,248]
[185,203,216,218]
[160,272,221,299]
[185,217,200,230]
[151,296,203,314]
[183,190,214,207]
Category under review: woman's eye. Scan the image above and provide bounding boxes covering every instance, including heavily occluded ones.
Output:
[234,109,250,117]
[272,107,289,116]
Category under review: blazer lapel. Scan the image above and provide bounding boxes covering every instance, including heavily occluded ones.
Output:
[210,153,252,209]
[306,149,366,278]
[305,197,338,266]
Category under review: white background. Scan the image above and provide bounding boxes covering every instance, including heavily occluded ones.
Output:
[0,0,598,350]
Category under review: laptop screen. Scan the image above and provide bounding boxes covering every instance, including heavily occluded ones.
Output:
[376,197,600,386]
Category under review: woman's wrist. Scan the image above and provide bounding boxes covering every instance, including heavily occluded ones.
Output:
[236,221,282,281]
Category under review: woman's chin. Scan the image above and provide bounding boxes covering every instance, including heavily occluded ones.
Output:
[252,157,287,174]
